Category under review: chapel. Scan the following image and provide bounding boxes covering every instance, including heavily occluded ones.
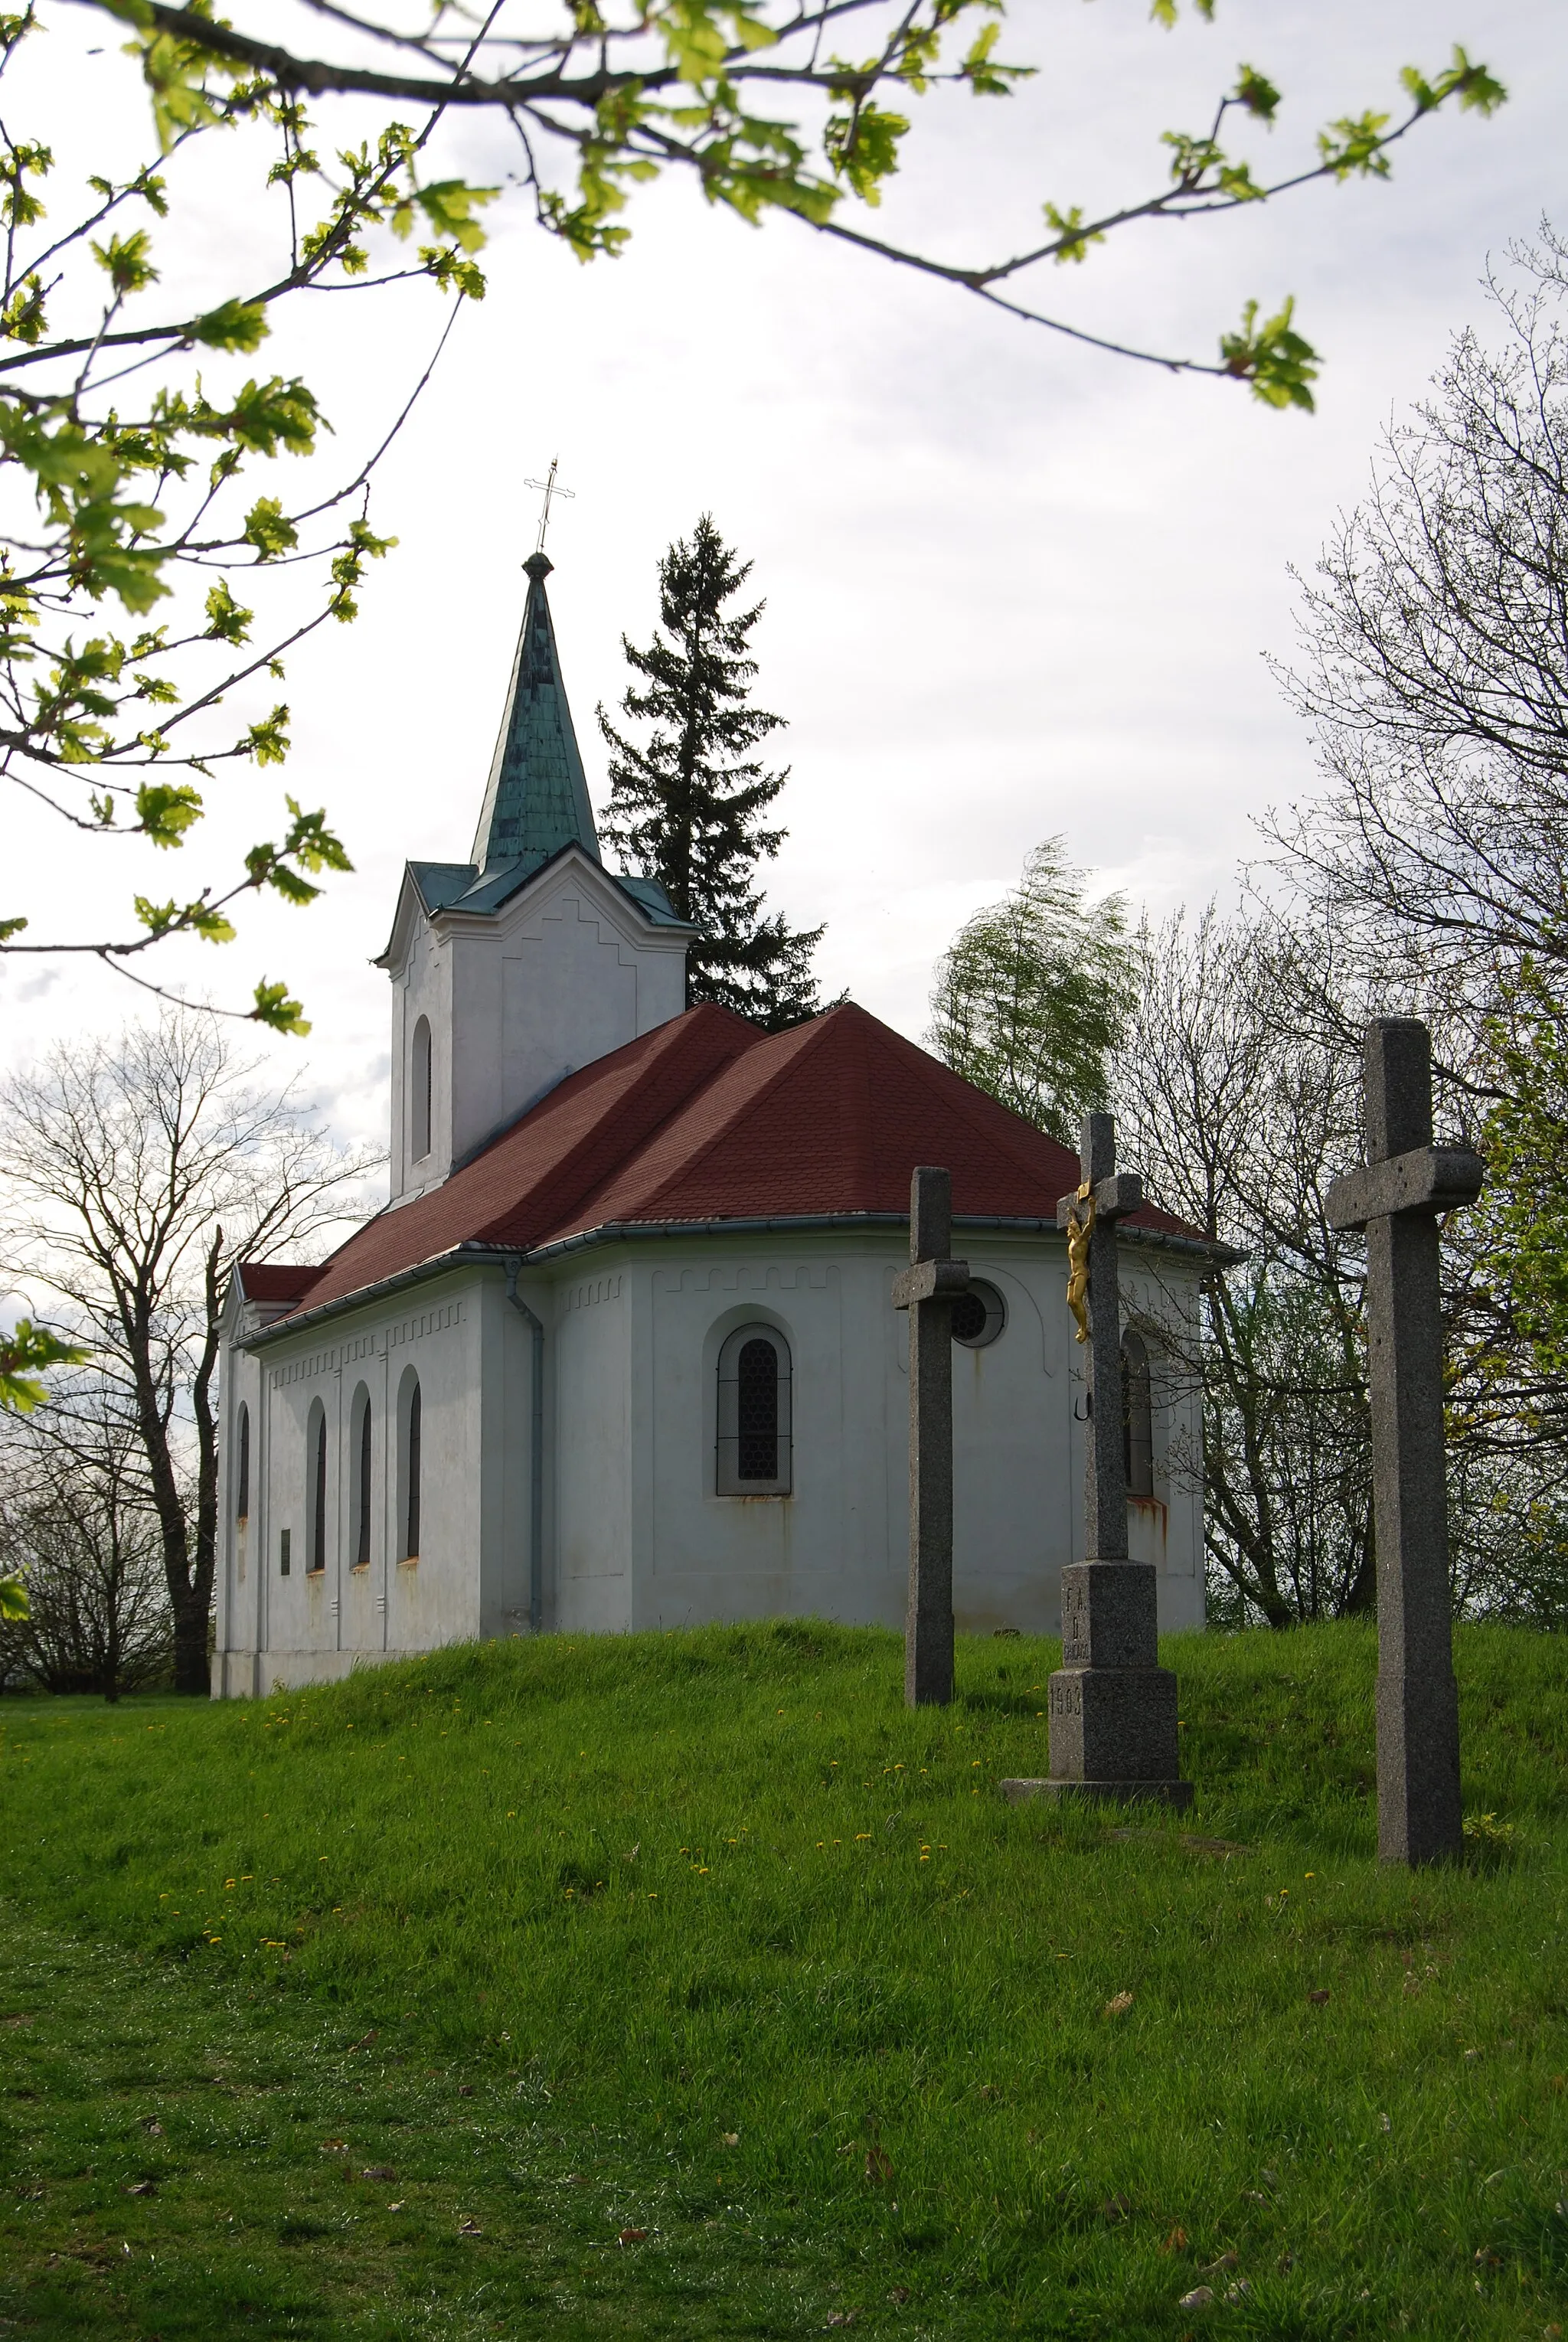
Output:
[213,552,1209,1696]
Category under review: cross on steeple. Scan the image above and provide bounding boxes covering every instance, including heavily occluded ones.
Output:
[524,456,575,554]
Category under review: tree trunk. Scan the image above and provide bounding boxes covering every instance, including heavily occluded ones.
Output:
[122,1279,208,1696]
[1341,1525,1377,1615]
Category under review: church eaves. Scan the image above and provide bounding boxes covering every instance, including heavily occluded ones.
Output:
[469,550,602,877]
[250,1003,1220,1338]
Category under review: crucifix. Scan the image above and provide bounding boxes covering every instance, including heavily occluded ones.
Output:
[1002,1112,1191,1808]
[1063,1112,1144,1563]
[892,1166,971,1707]
[524,456,575,554]
[1326,1017,1484,1866]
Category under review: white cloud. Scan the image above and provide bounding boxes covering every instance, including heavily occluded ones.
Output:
[1,0,1562,1151]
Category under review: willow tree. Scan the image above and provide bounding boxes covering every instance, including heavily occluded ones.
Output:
[928,838,1135,1144]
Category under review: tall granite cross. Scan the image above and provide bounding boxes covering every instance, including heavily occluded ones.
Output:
[1001,1112,1191,1808]
[893,1166,971,1707]
[1326,1017,1484,1867]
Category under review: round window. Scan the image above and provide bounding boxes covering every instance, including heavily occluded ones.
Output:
[951,1279,1005,1349]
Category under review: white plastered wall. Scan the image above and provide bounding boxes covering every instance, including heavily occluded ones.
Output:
[384,851,688,1205]
[549,1229,1208,1640]
[212,1267,541,1695]
[214,1229,1207,1696]
[214,1282,266,1690]
[553,1265,634,1632]
[1113,1251,1207,1630]
[387,911,454,1204]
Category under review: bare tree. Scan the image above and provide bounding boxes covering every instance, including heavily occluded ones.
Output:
[1116,898,1568,1626]
[0,1389,172,1698]
[1266,225,1568,999]
[1115,906,1374,1625]
[1254,229,1568,1612]
[0,1012,379,1693]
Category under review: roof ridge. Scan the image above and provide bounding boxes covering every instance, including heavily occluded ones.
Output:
[875,1015,1073,1181]
[876,1019,1191,1231]
[250,1000,1202,1330]
[470,1006,766,1247]
[591,1008,841,1223]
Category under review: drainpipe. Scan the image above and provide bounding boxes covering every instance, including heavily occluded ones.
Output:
[502,1259,545,1635]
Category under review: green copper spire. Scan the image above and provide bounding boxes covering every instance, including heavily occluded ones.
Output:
[470,551,602,876]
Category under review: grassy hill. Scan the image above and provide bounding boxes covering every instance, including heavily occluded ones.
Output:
[3,1620,1568,2338]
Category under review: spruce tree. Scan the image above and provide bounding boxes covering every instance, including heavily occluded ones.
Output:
[597,517,824,1028]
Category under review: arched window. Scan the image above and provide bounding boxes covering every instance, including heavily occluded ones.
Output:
[349,1383,372,1568]
[236,1401,250,1523]
[410,1014,433,1161]
[397,1367,422,1560]
[306,1397,328,1573]
[717,1324,792,1495]
[1122,1329,1155,1499]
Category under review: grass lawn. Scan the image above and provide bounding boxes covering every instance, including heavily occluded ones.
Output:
[3,1618,1568,2339]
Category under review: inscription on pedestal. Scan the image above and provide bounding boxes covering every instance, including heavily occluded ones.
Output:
[1061,1573,1087,1656]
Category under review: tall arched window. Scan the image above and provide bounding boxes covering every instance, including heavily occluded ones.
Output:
[410,1014,433,1161]
[397,1367,423,1560]
[349,1382,372,1568]
[306,1397,328,1573]
[716,1324,792,1495]
[235,1401,250,1523]
[1122,1329,1155,1499]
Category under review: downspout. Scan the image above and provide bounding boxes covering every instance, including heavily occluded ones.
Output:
[503,1259,545,1635]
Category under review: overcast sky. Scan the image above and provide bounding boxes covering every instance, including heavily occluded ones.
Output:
[5,0,1566,1163]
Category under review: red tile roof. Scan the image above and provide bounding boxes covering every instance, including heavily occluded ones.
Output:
[256,1002,1197,1328]
[237,1262,325,1305]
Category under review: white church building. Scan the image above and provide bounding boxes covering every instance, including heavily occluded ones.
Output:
[214,551,1210,1695]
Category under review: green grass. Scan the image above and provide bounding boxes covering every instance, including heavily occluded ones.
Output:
[4,1619,1568,2339]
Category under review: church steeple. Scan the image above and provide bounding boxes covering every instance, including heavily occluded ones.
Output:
[469,550,602,876]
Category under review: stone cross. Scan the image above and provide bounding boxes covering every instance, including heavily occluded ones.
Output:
[1326,1018,1484,1867]
[1064,1112,1144,1560]
[1001,1112,1191,1808]
[893,1166,971,1707]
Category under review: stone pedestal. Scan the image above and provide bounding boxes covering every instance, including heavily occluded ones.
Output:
[1000,1113,1191,1811]
[1001,1561,1192,1808]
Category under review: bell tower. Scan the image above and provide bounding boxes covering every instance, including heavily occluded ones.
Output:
[376,551,694,1202]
